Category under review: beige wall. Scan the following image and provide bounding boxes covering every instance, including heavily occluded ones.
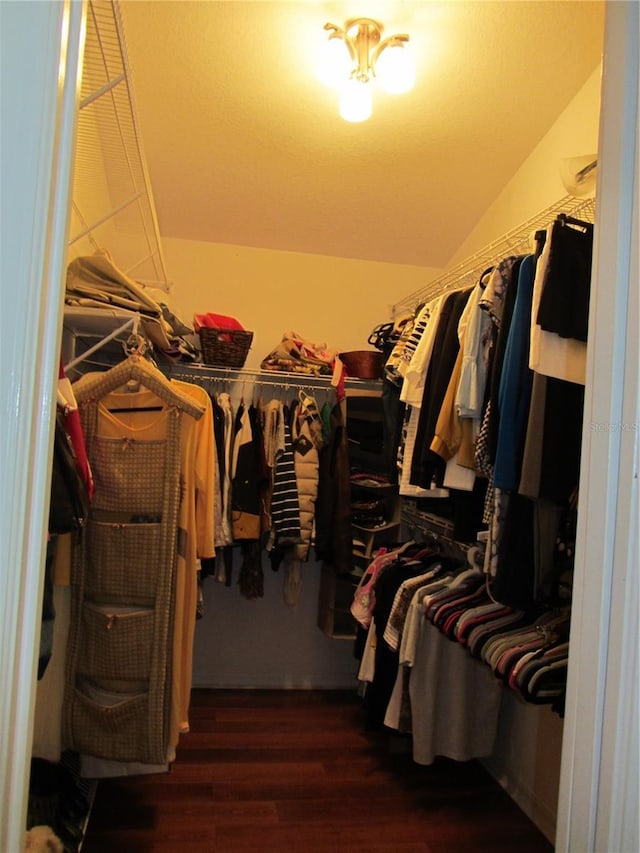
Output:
[484,691,565,843]
[449,64,602,265]
[158,238,442,690]
[162,238,441,368]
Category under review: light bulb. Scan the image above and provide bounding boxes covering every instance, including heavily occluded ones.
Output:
[375,44,415,94]
[339,78,372,122]
[316,36,353,87]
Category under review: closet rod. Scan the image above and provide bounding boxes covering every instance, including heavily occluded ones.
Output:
[391,193,596,318]
[162,363,382,394]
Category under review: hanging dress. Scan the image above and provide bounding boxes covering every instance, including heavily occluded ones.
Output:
[62,358,209,765]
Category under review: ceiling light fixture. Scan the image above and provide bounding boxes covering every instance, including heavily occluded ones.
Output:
[317,17,415,123]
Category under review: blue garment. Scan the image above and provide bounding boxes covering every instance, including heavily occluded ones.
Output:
[493,254,536,491]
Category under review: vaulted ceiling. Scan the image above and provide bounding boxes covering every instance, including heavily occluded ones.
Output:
[119,1,604,269]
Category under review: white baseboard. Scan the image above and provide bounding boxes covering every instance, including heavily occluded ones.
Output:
[191,678,358,690]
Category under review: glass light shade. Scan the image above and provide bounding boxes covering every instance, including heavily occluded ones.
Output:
[339,78,372,122]
[316,36,353,87]
[375,44,415,94]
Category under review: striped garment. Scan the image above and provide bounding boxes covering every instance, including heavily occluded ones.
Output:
[401,307,430,369]
[270,415,302,545]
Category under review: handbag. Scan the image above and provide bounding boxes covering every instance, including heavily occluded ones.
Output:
[368,316,413,356]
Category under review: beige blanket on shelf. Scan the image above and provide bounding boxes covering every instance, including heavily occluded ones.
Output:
[66,252,173,351]
[260,331,337,376]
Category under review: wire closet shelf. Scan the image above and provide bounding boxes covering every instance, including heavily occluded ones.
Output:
[69,0,169,290]
[162,363,382,397]
[391,194,596,318]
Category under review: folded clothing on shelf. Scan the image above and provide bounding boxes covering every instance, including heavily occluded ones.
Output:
[351,498,387,529]
[193,312,245,331]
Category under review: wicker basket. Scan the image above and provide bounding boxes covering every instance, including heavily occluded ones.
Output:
[339,350,384,379]
[199,328,253,368]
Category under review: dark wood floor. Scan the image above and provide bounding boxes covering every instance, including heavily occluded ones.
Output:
[83,689,554,853]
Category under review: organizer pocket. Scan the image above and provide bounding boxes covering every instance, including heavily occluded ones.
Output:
[78,603,154,681]
[90,436,167,513]
[84,520,161,605]
[73,684,147,733]
[68,685,161,763]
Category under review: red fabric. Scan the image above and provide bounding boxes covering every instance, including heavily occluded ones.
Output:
[59,358,94,499]
[193,313,244,332]
[332,357,346,402]
[64,408,95,499]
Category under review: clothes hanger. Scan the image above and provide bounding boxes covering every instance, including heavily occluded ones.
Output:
[298,389,324,435]
[298,389,314,409]
[556,213,593,232]
[73,351,205,420]
[533,229,547,260]
[103,335,168,413]
[479,266,495,289]
[106,401,165,414]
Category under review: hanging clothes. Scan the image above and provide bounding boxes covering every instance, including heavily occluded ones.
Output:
[314,401,353,575]
[362,550,455,732]
[169,378,216,738]
[411,288,473,490]
[529,218,594,385]
[493,254,537,491]
[215,392,236,585]
[537,217,594,342]
[218,392,235,536]
[474,258,523,579]
[282,396,322,607]
[480,258,524,466]
[395,296,451,499]
[210,395,229,546]
[400,297,445,407]
[268,403,302,557]
[231,403,262,542]
[430,282,489,492]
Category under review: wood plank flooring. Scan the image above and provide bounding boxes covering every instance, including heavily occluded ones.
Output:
[83,689,554,853]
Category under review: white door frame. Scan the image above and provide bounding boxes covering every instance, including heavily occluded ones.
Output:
[0,2,86,851]
[555,3,639,851]
[0,2,637,851]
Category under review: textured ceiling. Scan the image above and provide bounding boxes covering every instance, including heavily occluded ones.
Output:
[119,0,604,268]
